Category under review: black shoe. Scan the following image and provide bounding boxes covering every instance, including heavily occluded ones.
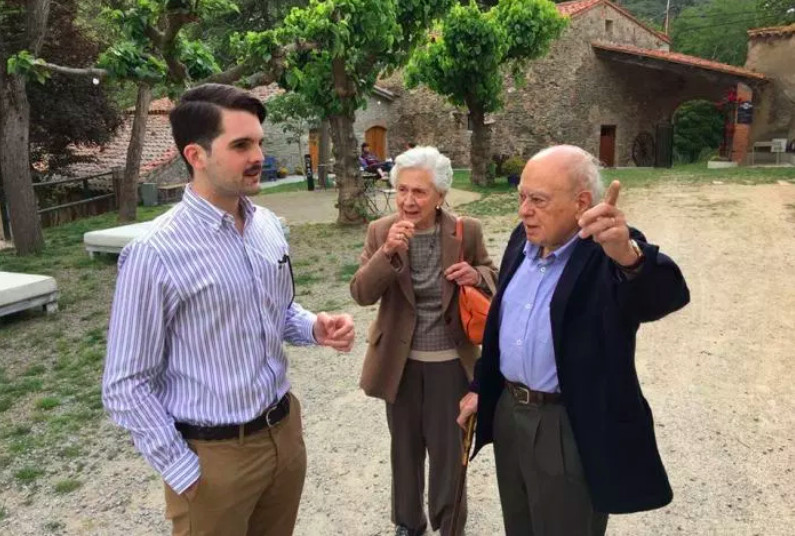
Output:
[395,526,425,536]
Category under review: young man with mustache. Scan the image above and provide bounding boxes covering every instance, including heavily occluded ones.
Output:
[102,83,355,536]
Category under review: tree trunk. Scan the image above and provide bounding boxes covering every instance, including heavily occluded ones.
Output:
[469,105,493,187]
[318,119,330,189]
[329,111,365,224]
[119,83,152,222]
[0,70,44,255]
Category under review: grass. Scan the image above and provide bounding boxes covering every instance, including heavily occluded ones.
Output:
[256,178,311,195]
[53,478,82,494]
[14,466,45,484]
[43,520,65,533]
[337,262,360,282]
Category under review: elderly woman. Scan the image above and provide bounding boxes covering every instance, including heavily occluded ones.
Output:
[350,146,497,536]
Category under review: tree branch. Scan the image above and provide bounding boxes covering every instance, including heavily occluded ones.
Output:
[202,62,250,85]
[41,61,109,79]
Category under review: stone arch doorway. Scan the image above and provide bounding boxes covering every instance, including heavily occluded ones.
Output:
[365,126,387,160]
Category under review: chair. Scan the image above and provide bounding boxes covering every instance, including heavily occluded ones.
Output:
[261,156,278,182]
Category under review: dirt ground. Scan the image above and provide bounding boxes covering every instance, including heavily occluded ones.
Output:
[2,182,794,535]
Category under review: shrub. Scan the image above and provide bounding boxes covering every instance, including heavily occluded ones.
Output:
[277,167,289,178]
[502,156,525,178]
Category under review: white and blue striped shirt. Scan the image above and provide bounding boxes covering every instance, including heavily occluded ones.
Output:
[102,185,316,494]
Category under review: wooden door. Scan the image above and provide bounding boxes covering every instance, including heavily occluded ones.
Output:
[308,129,319,173]
[599,125,616,167]
[365,126,387,160]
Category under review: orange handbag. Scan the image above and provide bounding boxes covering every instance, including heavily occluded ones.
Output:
[455,218,491,345]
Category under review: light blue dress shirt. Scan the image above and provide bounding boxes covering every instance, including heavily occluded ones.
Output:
[102,186,317,493]
[499,233,580,393]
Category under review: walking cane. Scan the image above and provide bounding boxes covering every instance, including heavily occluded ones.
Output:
[450,414,476,536]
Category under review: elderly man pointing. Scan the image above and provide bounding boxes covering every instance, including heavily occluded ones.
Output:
[458,145,689,535]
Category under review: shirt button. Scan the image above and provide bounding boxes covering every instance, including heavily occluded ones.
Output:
[539,267,546,273]
[515,339,522,345]
[525,303,532,310]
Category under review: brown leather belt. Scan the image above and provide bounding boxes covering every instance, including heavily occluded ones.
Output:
[505,380,562,405]
[175,394,290,441]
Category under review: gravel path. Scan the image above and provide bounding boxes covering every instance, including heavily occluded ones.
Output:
[2,183,793,535]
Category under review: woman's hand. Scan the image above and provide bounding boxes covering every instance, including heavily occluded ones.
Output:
[382,220,415,256]
[445,262,480,286]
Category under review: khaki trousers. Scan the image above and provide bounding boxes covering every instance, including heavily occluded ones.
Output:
[386,359,470,536]
[493,389,608,536]
[164,393,307,536]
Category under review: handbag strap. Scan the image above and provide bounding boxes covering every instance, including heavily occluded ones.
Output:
[455,218,464,263]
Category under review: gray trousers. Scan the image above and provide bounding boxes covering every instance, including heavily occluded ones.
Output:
[386,358,469,536]
[493,389,609,536]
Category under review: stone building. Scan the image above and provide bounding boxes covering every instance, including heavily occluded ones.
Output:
[373,0,768,167]
[745,24,795,164]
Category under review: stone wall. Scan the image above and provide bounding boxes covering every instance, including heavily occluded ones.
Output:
[146,155,189,186]
[261,94,395,171]
[745,31,795,147]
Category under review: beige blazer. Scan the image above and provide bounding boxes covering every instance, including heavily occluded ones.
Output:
[350,209,498,403]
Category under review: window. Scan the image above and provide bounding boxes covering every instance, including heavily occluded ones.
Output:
[605,19,614,37]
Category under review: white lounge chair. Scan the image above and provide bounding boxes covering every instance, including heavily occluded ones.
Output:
[84,217,290,258]
[0,272,59,318]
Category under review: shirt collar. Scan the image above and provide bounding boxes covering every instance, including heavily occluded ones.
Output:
[182,184,255,231]
[524,231,580,264]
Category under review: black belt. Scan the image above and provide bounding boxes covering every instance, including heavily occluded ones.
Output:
[505,381,562,405]
[175,394,290,441]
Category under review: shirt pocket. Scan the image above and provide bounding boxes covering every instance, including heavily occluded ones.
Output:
[254,245,295,311]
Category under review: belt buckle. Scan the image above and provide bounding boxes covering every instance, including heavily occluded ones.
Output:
[512,384,531,405]
[264,405,278,428]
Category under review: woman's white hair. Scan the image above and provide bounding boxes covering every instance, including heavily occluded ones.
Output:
[531,145,605,204]
[389,146,454,194]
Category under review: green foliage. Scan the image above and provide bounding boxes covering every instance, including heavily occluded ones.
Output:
[103,0,161,45]
[673,100,725,163]
[177,39,222,80]
[97,42,167,81]
[7,51,50,84]
[408,3,506,111]
[502,156,525,177]
[267,92,321,143]
[671,0,765,66]
[407,0,567,113]
[757,0,795,24]
[230,30,280,65]
[279,0,453,117]
[495,0,567,62]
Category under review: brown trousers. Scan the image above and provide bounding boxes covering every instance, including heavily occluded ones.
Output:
[493,389,608,536]
[164,393,307,536]
[386,359,470,536]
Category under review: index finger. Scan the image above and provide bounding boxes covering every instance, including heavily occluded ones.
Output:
[604,180,620,206]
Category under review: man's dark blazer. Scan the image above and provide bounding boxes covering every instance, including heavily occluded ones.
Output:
[472,223,690,514]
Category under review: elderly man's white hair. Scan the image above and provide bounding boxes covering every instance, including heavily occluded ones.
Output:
[530,145,605,203]
[389,145,454,194]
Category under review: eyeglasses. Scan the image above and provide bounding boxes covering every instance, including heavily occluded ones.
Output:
[518,189,588,210]
[518,192,552,210]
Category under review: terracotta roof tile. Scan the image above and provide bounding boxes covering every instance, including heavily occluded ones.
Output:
[556,0,601,16]
[748,24,795,39]
[68,84,285,180]
[592,42,767,81]
[556,0,671,44]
